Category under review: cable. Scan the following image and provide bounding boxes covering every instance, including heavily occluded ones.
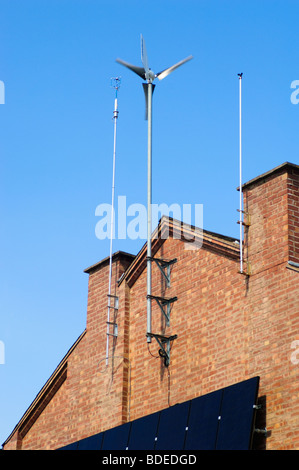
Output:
[147,342,160,359]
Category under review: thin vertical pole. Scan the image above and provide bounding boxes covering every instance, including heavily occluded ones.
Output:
[147,82,152,342]
[106,79,120,365]
[238,73,243,274]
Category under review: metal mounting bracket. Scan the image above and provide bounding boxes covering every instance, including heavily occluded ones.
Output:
[107,294,119,338]
[147,294,177,326]
[108,294,119,309]
[237,209,251,227]
[147,257,177,287]
[106,321,118,337]
[146,332,177,367]
[254,428,268,437]
[238,260,252,276]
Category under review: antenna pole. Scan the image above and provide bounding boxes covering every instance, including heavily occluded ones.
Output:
[238,73,243,274]
[106,77,121,365]
[147,82,152,342]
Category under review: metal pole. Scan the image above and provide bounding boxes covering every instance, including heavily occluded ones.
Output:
[106,80,120,365]
[147,82,152,342]
[238,73,243,274]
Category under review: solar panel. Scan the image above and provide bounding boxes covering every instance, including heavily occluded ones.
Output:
[127,412,160,450]
[184,388,222,450]
[56,376,260,451]
[57,441,79,450]
[77,432,104,450]
[215,376,260,450]
[154,401,190,450]
[101,422,131,450]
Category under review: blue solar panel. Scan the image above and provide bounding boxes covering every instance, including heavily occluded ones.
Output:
[101,422,131,450]
[215,376,260,450]
[56,377,260,451]
[127,412,159,450]
[58,441,79,450]
[77,432,104,450]
[154,401,190,450]
[184,388,222,450]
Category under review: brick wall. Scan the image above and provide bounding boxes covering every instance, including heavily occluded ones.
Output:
[288,167,299,263]
[3,163,299,450]
[242,164,299,449]
[128,236,244,419]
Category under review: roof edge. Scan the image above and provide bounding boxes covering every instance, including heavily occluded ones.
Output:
[238,161,299,191]
[119,216,240,288]
[2,330,87,448]
[84,251,135,274]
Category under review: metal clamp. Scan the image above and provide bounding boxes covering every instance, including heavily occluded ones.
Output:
[147,295,177,326]
[237,209,251,227]
[146,333,177,367]
[147,257,177,287]
[254,428,268,436]
[107,295,119,338]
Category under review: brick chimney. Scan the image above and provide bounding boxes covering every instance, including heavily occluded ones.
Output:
[242,162,299,275]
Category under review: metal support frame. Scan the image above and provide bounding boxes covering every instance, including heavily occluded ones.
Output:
[147,295,177,326]
[146,332,177,367]
[106,321,118,338]
[237,207,251,276]
[147,257,177,287]
[106,294,119,338]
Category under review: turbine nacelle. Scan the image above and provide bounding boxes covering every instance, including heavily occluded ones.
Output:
[116,35,192,118]
[116,34,193,84]
[145,69,155,83]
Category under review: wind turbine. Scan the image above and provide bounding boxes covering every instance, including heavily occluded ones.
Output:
[116,35,193,119]
[116,35,193,342]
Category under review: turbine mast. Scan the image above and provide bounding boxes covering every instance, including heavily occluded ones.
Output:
[146,81,153,341]
[115,36,192,344]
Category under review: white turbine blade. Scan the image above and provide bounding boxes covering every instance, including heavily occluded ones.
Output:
[116,58,145,79]
[140,34,149,73]
[156,55,193,80]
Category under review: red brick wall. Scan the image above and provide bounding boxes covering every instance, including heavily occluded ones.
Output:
[3,164,299,450]
[128,237,244,420]
[288,167,299,263]
[242,167,299,449]
[5,254,133,450]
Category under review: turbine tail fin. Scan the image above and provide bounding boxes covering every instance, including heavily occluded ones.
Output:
[142,83,155,120]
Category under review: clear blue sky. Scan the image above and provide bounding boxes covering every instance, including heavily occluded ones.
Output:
[0,0,299,446]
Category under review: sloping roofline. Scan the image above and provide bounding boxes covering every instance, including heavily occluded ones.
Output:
[2,330,86,448]
[119,216,240,288]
